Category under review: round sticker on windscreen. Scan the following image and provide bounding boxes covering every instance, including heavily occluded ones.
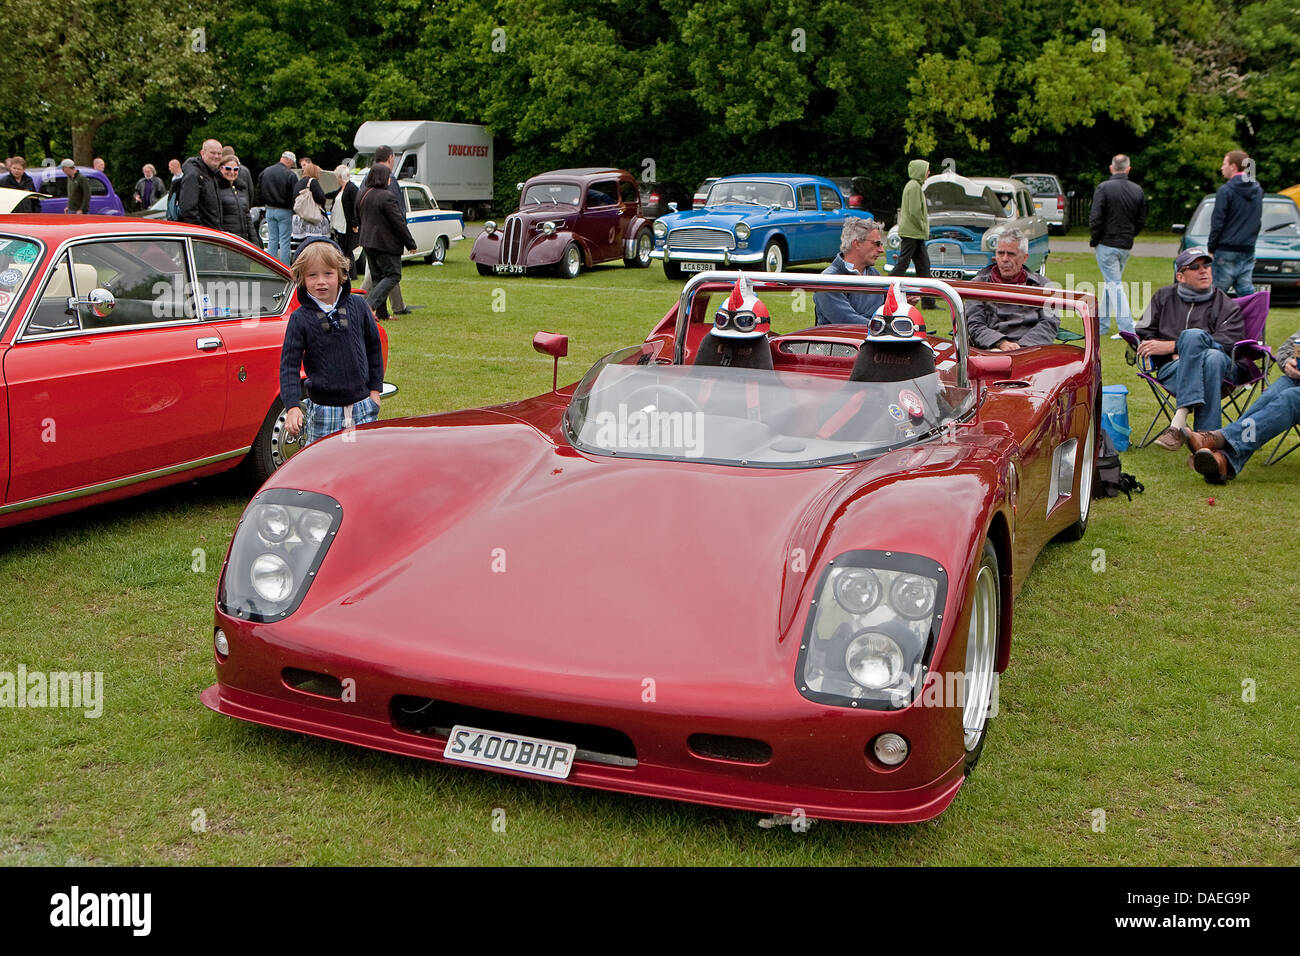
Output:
[10,245,37,263]
[0,269,21,287]
[0,290,11,310]
[888,403,906,422]
[899,389,924,418]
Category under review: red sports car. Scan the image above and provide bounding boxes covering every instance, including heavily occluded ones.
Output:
[202,272,1099,824]
[0,215,391,529]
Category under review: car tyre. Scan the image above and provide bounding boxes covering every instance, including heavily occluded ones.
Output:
[663,259,684,280]
[244,398,302,487]
[962,539,1000,774]
[475,263,493,277]
[762,239,785,273]
[1057,402,1098,542]
[557,242,582,279]
[425,236,448,265]
[625,229,653,268]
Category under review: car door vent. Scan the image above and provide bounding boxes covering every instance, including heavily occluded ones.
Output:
[688,734,773,765]
[390,695,637,768]
[282,668,345,700]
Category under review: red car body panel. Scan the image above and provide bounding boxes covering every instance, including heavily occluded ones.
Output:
[0,215,389,528]
[204,274,1098,823]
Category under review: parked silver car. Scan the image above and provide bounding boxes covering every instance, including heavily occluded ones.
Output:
[1012,173,1073,235]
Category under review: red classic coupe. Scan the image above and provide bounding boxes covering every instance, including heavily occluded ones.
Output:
[0,215,390,529]
[203,272,1099,824]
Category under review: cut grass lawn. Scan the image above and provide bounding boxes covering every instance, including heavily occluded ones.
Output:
[2,251,1297,865]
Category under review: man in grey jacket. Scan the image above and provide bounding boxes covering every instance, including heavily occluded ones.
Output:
[964,228,1059,350]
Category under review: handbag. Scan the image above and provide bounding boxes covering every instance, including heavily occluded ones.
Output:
[293,184,323,224]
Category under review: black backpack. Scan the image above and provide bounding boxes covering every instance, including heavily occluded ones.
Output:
[1093,428,1144,500]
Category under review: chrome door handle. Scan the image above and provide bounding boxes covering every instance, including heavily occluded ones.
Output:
[196,337,222,351]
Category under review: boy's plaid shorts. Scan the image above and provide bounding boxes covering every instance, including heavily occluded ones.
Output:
[302,396,380,447]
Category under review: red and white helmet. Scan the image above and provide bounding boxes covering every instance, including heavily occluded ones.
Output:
[867,283,928,345]
[712,274,771,339]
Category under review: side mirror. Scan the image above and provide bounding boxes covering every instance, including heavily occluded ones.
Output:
[533,331,569,392]
[1171,223,1185,234]
[1067,190,1076,198]
[667,201,678,212]
[69,287,115,318]
[516,182,524,191]
[967,353,1013,378]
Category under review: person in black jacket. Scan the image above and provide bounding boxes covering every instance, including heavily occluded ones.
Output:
[1,155,37,193]
[1208,150,1263,296]
[331,163,360,278]
[1088,154,1147,338]
[258,150,298,265]
[357,164,416,320]
[178,140,224,229]
[217,154,256,244]
[280,236,384,447]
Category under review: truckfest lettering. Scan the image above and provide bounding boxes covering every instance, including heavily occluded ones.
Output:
[448,144,490,157]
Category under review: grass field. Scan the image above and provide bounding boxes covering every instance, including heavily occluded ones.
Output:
[2,247,1297,866]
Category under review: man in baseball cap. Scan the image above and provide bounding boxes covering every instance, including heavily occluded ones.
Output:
[1135,245,1246,448]
[61,159,90,214]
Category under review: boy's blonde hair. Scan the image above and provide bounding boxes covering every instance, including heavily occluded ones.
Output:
[291,240,349,286]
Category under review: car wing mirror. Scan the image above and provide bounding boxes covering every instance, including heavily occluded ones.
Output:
[533,331,569,392]
[1172,223,1185,233]
[667,201,677,212]
[67,287,115,319]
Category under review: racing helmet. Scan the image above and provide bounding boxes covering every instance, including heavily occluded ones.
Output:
[866,283,928,346]
[711,274,770,339]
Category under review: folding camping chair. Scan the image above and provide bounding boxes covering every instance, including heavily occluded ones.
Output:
[1120,288,1273,447]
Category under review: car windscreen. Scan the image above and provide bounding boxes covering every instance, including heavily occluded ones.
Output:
[565,346,972,468]
[0,236,44,323]
[706,180,796,209]
[523,182,581,206]
[925,182,1005,217]
[1013,175,1060,197]
[1261,199,1300,235]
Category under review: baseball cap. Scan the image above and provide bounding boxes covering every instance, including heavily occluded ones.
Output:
[281,151,297,163]
[1175,247,1213,271]
[60,158,75,169]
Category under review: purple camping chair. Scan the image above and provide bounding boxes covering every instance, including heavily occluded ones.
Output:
[1121,288,1273,448]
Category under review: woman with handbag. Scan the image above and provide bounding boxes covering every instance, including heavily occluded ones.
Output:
[290,161,330,262]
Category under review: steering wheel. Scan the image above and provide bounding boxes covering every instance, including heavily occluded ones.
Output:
[623,383,702,416]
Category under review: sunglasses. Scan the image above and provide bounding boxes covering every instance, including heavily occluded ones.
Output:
[715,309,759,333]
[867,315,919,336]
[221,165,239,172]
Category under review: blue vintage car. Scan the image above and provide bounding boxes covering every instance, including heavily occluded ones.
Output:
[884,173,1049,280]
[1175,193,1300,301]
[651,174,874,279]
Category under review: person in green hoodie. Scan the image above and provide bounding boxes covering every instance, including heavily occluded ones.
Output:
[892,159,931,281]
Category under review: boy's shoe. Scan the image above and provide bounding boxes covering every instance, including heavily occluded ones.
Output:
[1154,426,1183,450]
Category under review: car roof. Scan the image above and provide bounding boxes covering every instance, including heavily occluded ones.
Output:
[0,215,285,253]
[968,176,1027,192]
[716,173,834,186]
[535,168,625,180]
[30,165,105,178]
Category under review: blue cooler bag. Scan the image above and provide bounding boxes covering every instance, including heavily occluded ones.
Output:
[1101,384,1131,452]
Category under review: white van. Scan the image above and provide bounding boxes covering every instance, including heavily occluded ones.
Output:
[352,121,493,220]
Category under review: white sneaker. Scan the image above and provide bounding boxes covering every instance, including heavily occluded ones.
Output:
[1110,333,1123,339]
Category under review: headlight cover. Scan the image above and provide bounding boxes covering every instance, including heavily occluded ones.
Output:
[653,220,667,239]
[886,232,901,250]
[219,489,342,622]
[984,231,1000,251]
[734,222,751,241]
[797,550,948,710]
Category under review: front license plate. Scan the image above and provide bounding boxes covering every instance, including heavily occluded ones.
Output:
[932,269,965,279]
[493,264,526,275]
[680,261,710,272]
[444,724,576,779]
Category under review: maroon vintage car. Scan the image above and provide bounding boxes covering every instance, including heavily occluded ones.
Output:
[203,272,1100,824]
[470,168,654,278]
[0,216,391,529]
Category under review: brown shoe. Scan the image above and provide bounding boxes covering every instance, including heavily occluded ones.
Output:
[1181,427,1225,453]
[1154,426,1183,450]
[1191,448,1232,484]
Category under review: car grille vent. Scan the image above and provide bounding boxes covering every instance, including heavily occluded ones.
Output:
[282,668,345,700]
[502,216,525,266]
[929,244,966,266]
[667,227,736,251]
[390,695,638,768]
[933,229,969,241]
[688,734,773,765]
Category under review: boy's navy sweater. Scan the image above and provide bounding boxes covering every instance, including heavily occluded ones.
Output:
[279,281,384,407]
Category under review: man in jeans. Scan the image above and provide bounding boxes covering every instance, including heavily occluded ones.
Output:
[258,150,298,265]
[1208,150,1262,296]
[1089,154,1147,338]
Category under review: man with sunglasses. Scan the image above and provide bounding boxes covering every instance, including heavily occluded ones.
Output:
[815,218,887,326]
[1135,247,1246,449]
[965,228,1059,351]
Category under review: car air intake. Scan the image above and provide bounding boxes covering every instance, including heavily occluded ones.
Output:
[282,668,345,699]
[502,216,525,267]
[688,734,773,765]
[391,695,637,768]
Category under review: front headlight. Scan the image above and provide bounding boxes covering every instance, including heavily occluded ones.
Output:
[219,489,341,621]
[541,221,556,236]
[653,220,667,239]
[797,551,948,709]
[1279,260,1300,273]
[484,220,498,235]
[984,231,1000,251]
[734,222,751,241]
[886,232,901,249]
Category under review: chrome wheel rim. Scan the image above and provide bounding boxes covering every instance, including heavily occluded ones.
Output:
[1077,420,1096,525]
[269,407,304,469]
[636,232,652,264]
[963,561,997,751]
[433,238,447,262]
[765,244,783,272]
[565,245,580,274]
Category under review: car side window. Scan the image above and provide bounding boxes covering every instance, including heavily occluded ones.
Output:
[619,180,638,205]
[42,177,68,199]
[398,154,418,180]
[797,186,817,211]
[23,253,81,336]
[587,182,618,208]
[88,177,107,196]
[404,187,432,211]
[193,240,291,320]
[820,187,842,212]
[1017,192,1032,217]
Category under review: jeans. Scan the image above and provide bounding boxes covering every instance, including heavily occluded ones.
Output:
[1212,250,1255,296]
[365,250,403,318]
[1154,328,1241,430]
[266,207,292,265]
[1220,373,1300,475]
[1095,244,1133,334]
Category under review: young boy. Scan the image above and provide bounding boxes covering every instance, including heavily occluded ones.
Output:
[280,236,384,447]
